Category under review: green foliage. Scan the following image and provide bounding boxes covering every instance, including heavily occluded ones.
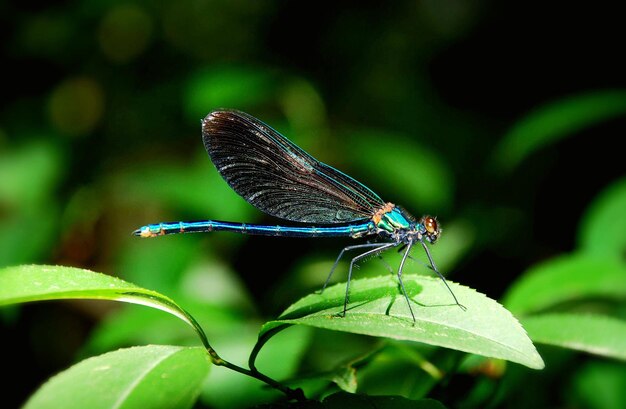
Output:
[0,265,209,348]
[0,263,541,408]
[3,95,625,405]
[493,90,626,171]
[262,275,543,369]
[0,141,62,267]
[578,177,626,258]
[2,3,625,407]
[23,345,210,409]
[522,313,626,361]
[502,253,626,315]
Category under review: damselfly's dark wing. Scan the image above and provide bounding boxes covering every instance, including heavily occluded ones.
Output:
[202,110,385,224]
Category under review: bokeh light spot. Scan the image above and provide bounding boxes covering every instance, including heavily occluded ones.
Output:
[48,77,104,137]
[98,5,153,64]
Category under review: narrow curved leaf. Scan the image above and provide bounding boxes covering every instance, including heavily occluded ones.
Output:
[24,345,210,409]
[0,265,209,348]
[261,275,543,369]
[522,313,626,361]
[502,254,626,315]
[493,90,626,171]
[578,177,626,258]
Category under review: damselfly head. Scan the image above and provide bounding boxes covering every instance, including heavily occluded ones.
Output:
[420,215,441,244]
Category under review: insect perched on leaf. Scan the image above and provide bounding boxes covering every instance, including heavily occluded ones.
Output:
[135,110,465,322]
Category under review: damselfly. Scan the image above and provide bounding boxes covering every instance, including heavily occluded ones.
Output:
[134,110,465,322]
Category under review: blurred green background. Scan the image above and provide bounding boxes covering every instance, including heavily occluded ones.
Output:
[1,1,625,408]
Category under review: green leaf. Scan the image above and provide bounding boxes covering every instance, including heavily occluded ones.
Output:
[502,253,626,315]
[578,177,626,258]
[356,344,444,399]
[85,305,200,354]
[0,265,209,348]
[24,345,210,409]
[84,256,254,354]
[329,365,358,393]
[261,275,544,369]
[522,313,626,361]
[493,90,626,171]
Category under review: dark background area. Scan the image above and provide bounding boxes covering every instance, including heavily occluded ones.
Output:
[1,1,624,408]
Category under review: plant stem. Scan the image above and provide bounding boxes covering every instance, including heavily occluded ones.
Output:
[206,347,306,401]
[175,303,305,401]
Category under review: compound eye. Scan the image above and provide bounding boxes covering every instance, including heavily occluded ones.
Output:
[424,216,438,234]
